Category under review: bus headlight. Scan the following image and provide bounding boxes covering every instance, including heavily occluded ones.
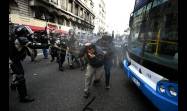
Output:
[168,87,177,96]
[159,85,166,93]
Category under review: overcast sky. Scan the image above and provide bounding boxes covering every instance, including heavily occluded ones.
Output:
[105,0,135,34]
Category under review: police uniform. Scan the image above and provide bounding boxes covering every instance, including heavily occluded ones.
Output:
[9,36,34,103]
[9,25,49,103]
[57,39,67,71]
[49,37,58,62]
[67,31,77,69]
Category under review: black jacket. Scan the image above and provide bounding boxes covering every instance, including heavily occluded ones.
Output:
[9,41,27,62]
[9,37,49,62]
[79,44,104,68]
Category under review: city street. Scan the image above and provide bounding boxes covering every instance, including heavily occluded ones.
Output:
[9,0,179,110]
[9,53,158,111]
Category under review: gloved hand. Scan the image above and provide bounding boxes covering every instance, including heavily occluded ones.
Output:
[10,74,18,91]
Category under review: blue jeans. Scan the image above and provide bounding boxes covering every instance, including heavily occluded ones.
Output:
[104,60,112,86]
[42,48,48,58]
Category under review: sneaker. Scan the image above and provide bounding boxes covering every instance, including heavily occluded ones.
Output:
[105,85,110,89]
[83,91,90,99]
[20,96,34,103]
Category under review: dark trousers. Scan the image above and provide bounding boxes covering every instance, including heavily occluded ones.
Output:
[42,48,48,58]
[10,61,27,99]
[50,47,58,61]
[16,79,27,99]
[51,54,58,62]
[104,60,112,86]
[58,53,66,69]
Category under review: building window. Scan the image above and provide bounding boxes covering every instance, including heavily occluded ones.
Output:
[84,11,87,20]
[34,8,47,20]
[87,12,89,22]
[48,15,55,23]
[90,0,93,7]
[90,16,93,24]
[66,20,70,26]
[89,15,91,23]
[68,0,73,12]
[75,4,78,16]
[80,8,83,18]
[51,0,58,5]
[58,17,64,25]
[61,0,66,10]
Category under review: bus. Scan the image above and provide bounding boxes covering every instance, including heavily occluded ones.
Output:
[122,0,178,111]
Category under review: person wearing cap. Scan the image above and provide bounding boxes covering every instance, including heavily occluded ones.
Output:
[79,42,105,98]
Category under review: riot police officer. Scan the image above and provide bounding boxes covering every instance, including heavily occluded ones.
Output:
[57,37,68,71]
[9,25,49,103]
[49,37,58,62]
[67,29,77,69]
[9,35,34,102]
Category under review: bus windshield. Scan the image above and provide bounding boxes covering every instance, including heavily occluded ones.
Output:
[128,0,178,81]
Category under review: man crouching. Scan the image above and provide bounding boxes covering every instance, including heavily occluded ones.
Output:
[79,43,104,98]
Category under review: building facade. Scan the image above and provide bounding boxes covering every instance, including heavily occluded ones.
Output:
[92,0,106,35]
[9,0,95,33]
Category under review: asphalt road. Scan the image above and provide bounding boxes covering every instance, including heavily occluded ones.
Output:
[9,52,159,111]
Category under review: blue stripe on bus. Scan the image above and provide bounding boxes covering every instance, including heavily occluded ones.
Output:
[122,60,178,111]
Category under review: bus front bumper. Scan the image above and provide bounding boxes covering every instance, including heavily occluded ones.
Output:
[122,60,178,111]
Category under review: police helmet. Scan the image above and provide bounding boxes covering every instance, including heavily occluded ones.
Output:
[14,25,33,37]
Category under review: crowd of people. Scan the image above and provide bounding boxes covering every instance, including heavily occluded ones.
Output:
[9,24,118,103]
